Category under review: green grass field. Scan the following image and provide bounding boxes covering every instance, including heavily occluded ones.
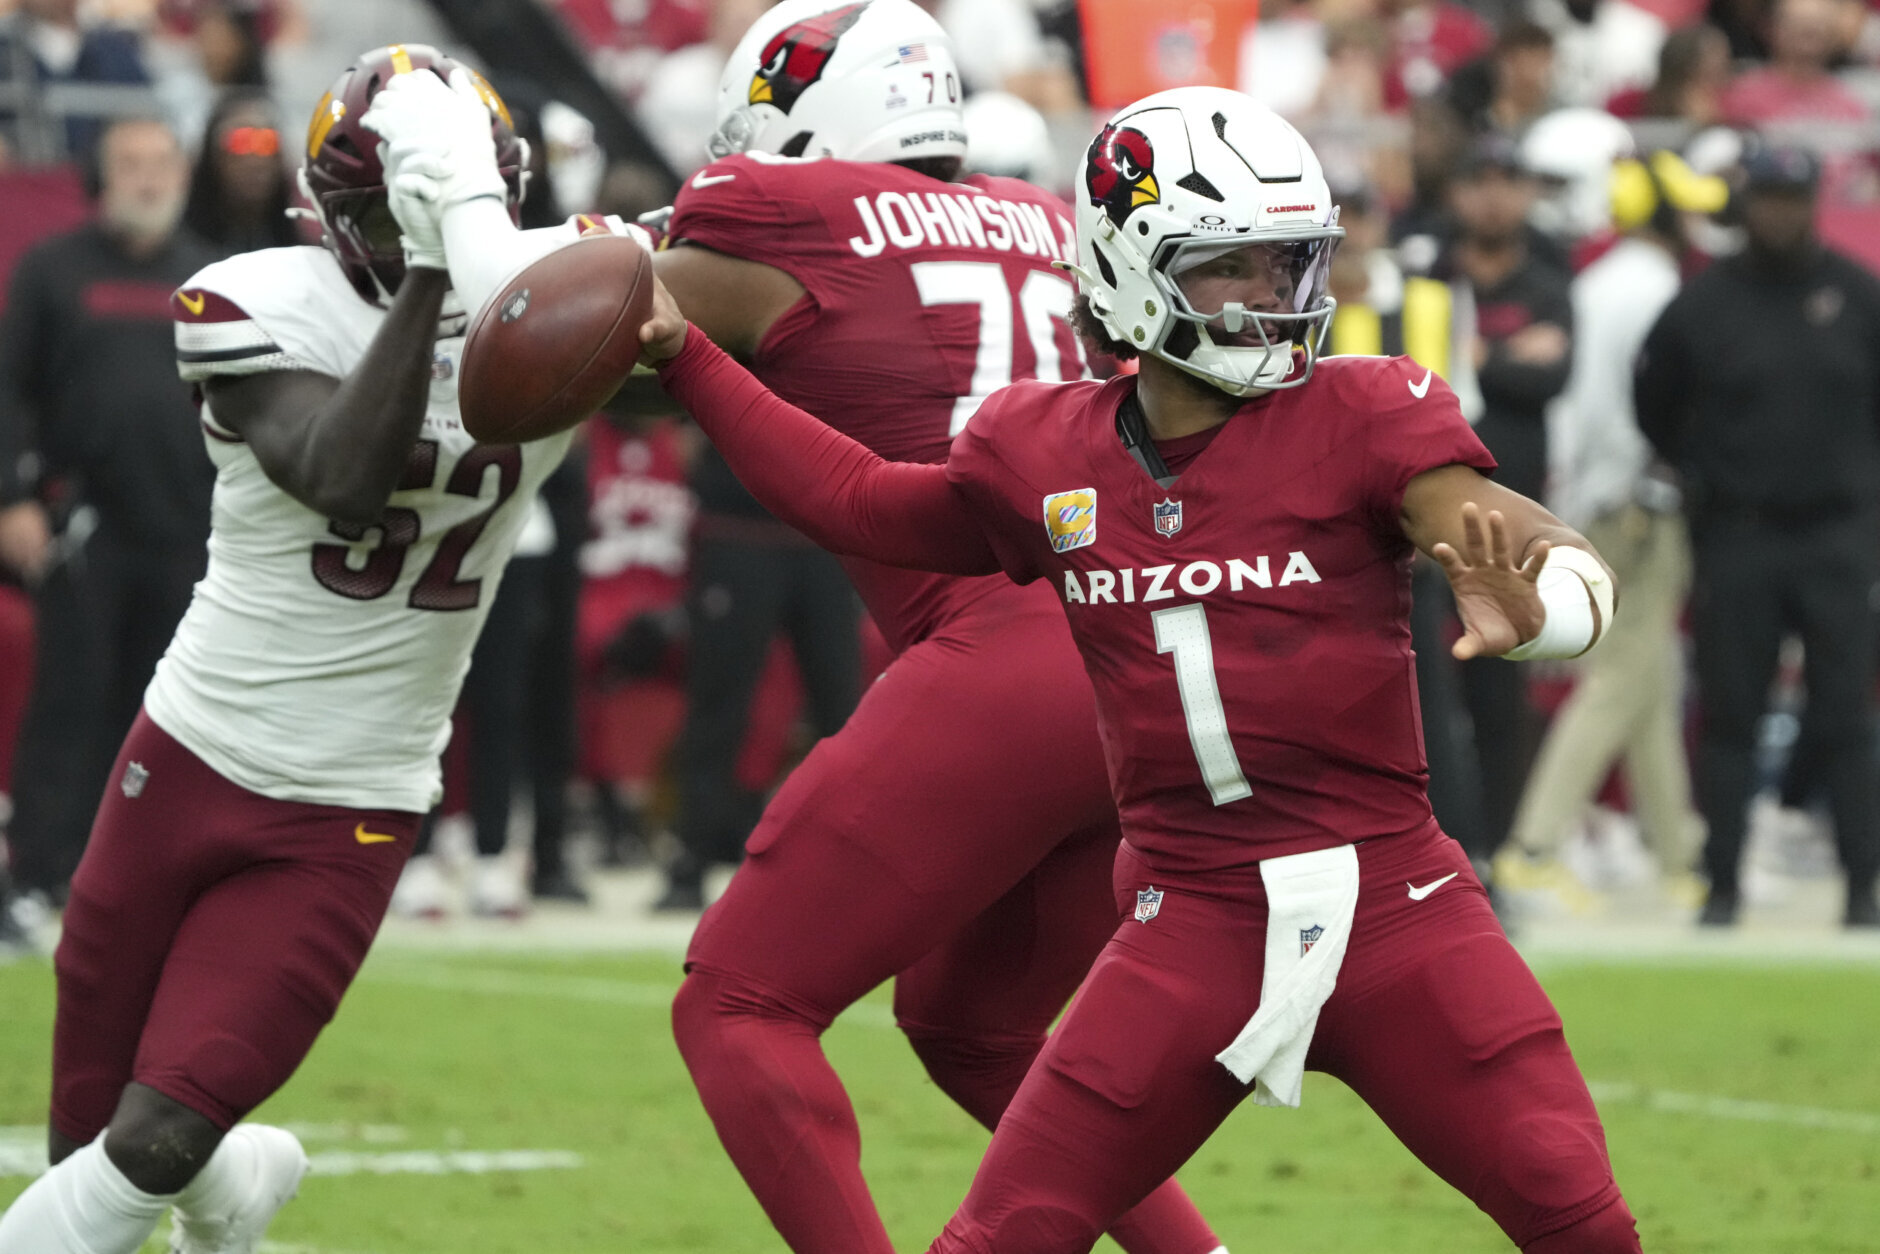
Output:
[3,944,1877,1253]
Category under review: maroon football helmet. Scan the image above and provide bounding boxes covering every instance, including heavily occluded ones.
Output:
[299,44,527,302]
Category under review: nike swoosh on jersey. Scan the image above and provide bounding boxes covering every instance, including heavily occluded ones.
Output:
[691,171,736,188]
[354,823,398,845]
[1406,871,1459,901]
[177,290,207,316]
[1408,369,1433,400]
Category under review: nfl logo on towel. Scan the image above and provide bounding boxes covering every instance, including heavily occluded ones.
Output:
[1153,498,1183,537]
[1134,886,1164,923]
[1299,923,1324,955]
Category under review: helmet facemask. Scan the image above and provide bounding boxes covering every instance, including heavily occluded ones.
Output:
[1154,225,1341,394]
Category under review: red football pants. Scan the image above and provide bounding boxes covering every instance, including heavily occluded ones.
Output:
[51,711,418,1139]
[674,594,1219,1254]
[929,827,1640,1254]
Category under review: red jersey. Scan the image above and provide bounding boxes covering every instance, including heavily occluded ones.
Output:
[666,152,1087,652]
[945,358,1495,875]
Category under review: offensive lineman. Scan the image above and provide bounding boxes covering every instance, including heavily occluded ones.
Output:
[633,90,1643,1251]
[361,2,1223,1250]
[0,46,625,1254]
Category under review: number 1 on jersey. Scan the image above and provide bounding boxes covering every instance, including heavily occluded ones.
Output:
[1152,603,1253,806]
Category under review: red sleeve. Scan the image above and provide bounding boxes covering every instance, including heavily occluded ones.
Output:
[1353,356,1497,532]
[655,328,1004,577]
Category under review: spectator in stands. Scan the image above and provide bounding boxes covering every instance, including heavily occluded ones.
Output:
[1448,20,1558,139]
[1710,0,1776,60]
[1381,0,1494,111]
[0,114,214,906]
[1531,0,1667,110]
[1499,151,1726,908]
[1391,96,1471,268]
[1723,0,1870,127]
[1302,19,1392,190]
[0,0,152,160]
[1636,145,1880,929]
[1608,22,1733,125]
[180,87,296,255]
[149,0,281,151]
[1444,134,1575,866]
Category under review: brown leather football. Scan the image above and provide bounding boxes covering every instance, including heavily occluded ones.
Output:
[459,233,653,443]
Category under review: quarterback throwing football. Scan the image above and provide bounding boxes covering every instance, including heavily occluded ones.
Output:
[632,91,1638,1251]
[362,3,1223,1251]
[0,46,631,1254]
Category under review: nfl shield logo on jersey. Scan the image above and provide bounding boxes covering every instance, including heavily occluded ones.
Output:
[1153,498,1183,538]
[1042,488,1098,554]
[121,761,149,799]
[1299,923,1324,956]
[1134,886,1164,923]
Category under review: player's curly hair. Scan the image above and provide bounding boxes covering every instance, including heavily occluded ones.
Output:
[1073,294,1139,361]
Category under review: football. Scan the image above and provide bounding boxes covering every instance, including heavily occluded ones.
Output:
[459,233,655,443]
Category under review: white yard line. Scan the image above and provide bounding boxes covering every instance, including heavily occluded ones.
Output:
[306,1149,583,1176]
[357,960,901,1028]
[1587,1082,1880,1136]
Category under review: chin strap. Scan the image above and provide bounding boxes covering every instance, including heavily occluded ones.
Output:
[1115,389,1179,489]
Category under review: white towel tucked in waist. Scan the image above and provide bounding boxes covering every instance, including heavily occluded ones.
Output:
[1215,843,1360,1107]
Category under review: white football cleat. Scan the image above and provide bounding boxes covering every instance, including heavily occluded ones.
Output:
[469,854,527,919]
[391,853,450,919]
[169,1124,310,1254]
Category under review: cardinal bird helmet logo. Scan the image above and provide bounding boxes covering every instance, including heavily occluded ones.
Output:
[1086,123,1161,227]
[750,1,869,114]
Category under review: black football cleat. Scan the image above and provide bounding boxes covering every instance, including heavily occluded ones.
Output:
[1697,889,1740,927]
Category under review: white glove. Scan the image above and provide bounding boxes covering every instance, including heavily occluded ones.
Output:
[386,152,448,271]
[360,67,506,212]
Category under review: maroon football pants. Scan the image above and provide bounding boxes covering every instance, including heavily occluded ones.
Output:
[674,596,1220,1254]
[927,828,1640,1254]
[51,711,418,1139]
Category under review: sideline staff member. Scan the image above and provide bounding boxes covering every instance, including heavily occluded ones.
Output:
[1637,145,1880,929]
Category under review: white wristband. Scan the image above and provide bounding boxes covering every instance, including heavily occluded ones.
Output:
[1502,545,1614,661]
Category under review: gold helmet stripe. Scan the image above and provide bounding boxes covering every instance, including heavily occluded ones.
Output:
[307,91,345,159]
[388,45,414,75]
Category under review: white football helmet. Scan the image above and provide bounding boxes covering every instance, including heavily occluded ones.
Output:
[1066,87,1343,395]
[1520,107,1637,241]
[962,90,1054,184]
[707,0,966,166]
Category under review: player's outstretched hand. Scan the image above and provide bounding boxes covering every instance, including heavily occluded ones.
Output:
[1430,502,1547,660]
[638,274,688,366]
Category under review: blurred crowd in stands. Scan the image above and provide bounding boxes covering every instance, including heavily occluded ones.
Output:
[3,0,1879,941]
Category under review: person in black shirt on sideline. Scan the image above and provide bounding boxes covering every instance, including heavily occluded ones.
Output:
[0,116,216,904]
[1442,136,1575,867]
[1637,145,1880,929]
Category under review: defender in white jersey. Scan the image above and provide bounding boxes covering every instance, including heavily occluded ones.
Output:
[0,46,623,1254]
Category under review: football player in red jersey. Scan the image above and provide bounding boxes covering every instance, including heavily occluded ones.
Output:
[631,88,1640,1251]
[361,2,1222,1251]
